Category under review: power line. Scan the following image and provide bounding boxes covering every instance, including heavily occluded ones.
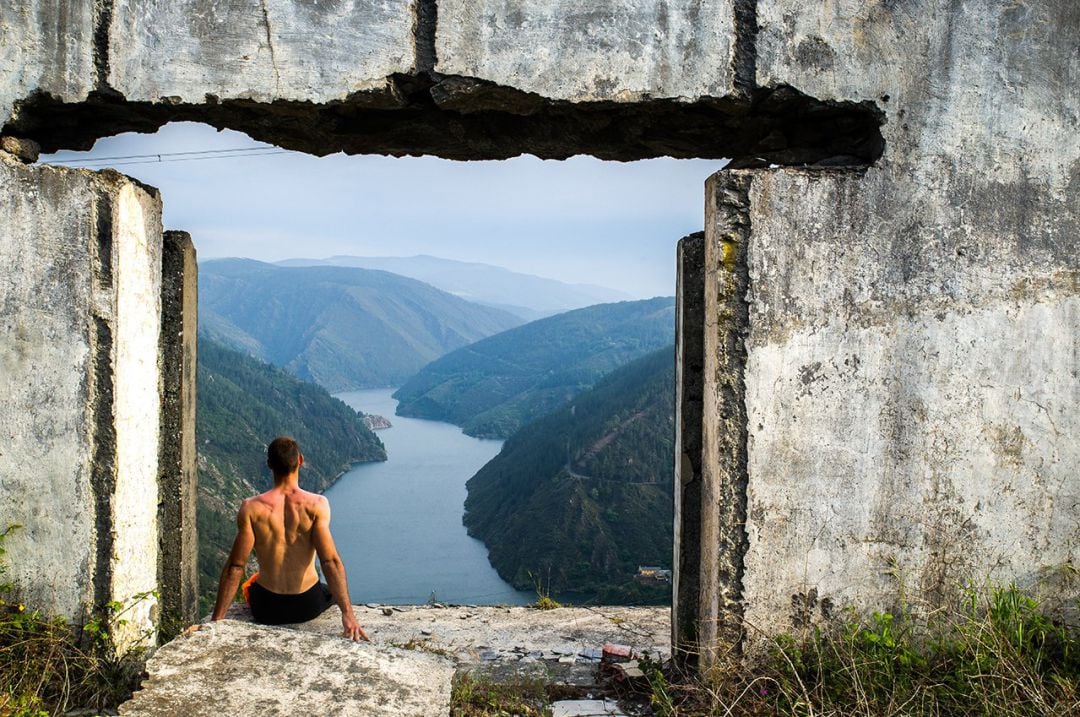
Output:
[67,149,292,169]
[48,146,284,164]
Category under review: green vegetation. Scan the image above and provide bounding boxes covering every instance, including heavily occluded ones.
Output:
[532,576,562,611]
[649,582,1080,716]
[451,672,552,717]
[196,338,387,611]
[395,297,675,438]
[0,526,146,716]
[199,258,523,391]
[463,346,674,603]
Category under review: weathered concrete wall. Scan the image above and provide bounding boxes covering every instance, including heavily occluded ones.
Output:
[0,2,94,131]
[436,0,734,101]
[0,151,165,651]
[694,0,1079,649]
[0,1,882,163]
[726,165,1079,637]
[108,0,418,104]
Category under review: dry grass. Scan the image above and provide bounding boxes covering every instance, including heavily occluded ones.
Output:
[0,526,147,716]
[642,582,1080,716]
[450,672,553,717]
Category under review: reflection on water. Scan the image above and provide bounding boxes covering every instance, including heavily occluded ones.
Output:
[326,389,532,605]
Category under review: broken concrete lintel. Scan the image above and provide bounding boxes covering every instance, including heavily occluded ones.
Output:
[6,80,885,166]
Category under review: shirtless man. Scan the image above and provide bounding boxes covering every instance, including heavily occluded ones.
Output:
[210,436,369,641]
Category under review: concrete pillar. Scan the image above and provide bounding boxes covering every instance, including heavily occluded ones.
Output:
[0,153,164,654]
[673,171,753,670]
[673,232,705,668]
[158,230,199,638]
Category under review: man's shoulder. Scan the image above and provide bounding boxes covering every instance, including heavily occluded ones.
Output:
[240,492,276,513]
[304,491,330,509]
[284,488,327,508]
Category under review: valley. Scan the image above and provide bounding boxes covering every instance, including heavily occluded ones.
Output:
[196,258,675,607]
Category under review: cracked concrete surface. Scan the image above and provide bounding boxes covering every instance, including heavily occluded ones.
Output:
[119,619,456,717]
[119,605,668,716]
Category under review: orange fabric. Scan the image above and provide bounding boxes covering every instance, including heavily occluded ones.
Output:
[241,572,259,604]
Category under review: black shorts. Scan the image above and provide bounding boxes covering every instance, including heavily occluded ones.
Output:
[248,581,335,625]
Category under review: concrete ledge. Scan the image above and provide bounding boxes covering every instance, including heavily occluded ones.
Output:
[230,603,670,665]
[120,619,455,717]
[120,606,668,715]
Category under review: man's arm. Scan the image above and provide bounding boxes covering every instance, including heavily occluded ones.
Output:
[210,502,255,621]
[312,496,369,641]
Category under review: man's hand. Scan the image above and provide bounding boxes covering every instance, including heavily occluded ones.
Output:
[342,611,370,642]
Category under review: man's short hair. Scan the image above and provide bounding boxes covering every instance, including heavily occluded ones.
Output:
[267,436,301,477]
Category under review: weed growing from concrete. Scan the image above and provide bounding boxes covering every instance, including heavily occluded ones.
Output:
[450,671,552,716]
[0,526,148,716]
[529,571,562,611]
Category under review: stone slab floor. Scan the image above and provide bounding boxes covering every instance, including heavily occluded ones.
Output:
[119,604,669,716]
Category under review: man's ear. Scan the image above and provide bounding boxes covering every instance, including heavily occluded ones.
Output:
[298,454,305,468]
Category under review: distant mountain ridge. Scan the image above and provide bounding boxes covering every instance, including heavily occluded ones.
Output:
[463,346,675,604]
[277,254,633,320]
[196,337,387,610]
[393,297,676,438]
[199,258,523,391]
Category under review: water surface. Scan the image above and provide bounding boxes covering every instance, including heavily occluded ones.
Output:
[326,389,532,605]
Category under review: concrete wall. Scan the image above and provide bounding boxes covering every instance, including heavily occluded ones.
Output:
[0,151,170,651]
[0,0,882,163]
[436,0,735,101]
[107,0,417,104]
[691,0,1079,653]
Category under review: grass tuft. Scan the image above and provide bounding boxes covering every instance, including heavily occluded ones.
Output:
[450,672,552,717]
[656,580,1080,716]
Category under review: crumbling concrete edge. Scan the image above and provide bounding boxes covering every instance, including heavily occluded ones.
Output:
[674,232,705,670]
[701,172,752,663]
[158,230,199,638]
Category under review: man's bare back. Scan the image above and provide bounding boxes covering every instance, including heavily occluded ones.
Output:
[210,437,369,641]
[243,486,323,594]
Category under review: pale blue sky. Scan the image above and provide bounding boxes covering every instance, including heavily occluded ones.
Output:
[43,122,726,297]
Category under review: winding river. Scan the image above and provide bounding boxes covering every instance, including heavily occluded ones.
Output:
[325,389,532,605]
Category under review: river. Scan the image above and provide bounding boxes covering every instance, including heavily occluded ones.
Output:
[325,388,533,605]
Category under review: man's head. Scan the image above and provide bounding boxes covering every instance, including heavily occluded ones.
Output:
[267,436,303,481]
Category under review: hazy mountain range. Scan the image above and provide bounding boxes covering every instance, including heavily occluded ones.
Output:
[199,259,523,391]
[277,254,633,320]
[394,297,676,438]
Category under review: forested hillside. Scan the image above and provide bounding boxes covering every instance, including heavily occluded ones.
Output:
[196,338,387,609]
[393,297,675,438]
[199,259,523,391]
[463,346,675,604]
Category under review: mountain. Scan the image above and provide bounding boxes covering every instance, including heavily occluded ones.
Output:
[196,338,387,609]
[463,346,675,604]
[198,259,524,391]
[393,297,675,438]
[277,254,633,320]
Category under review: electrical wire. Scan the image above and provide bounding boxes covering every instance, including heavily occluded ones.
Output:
[42,147,294,171]
[47,146,284,164]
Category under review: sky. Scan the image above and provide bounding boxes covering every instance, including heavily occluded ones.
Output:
[42,122,727,298]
